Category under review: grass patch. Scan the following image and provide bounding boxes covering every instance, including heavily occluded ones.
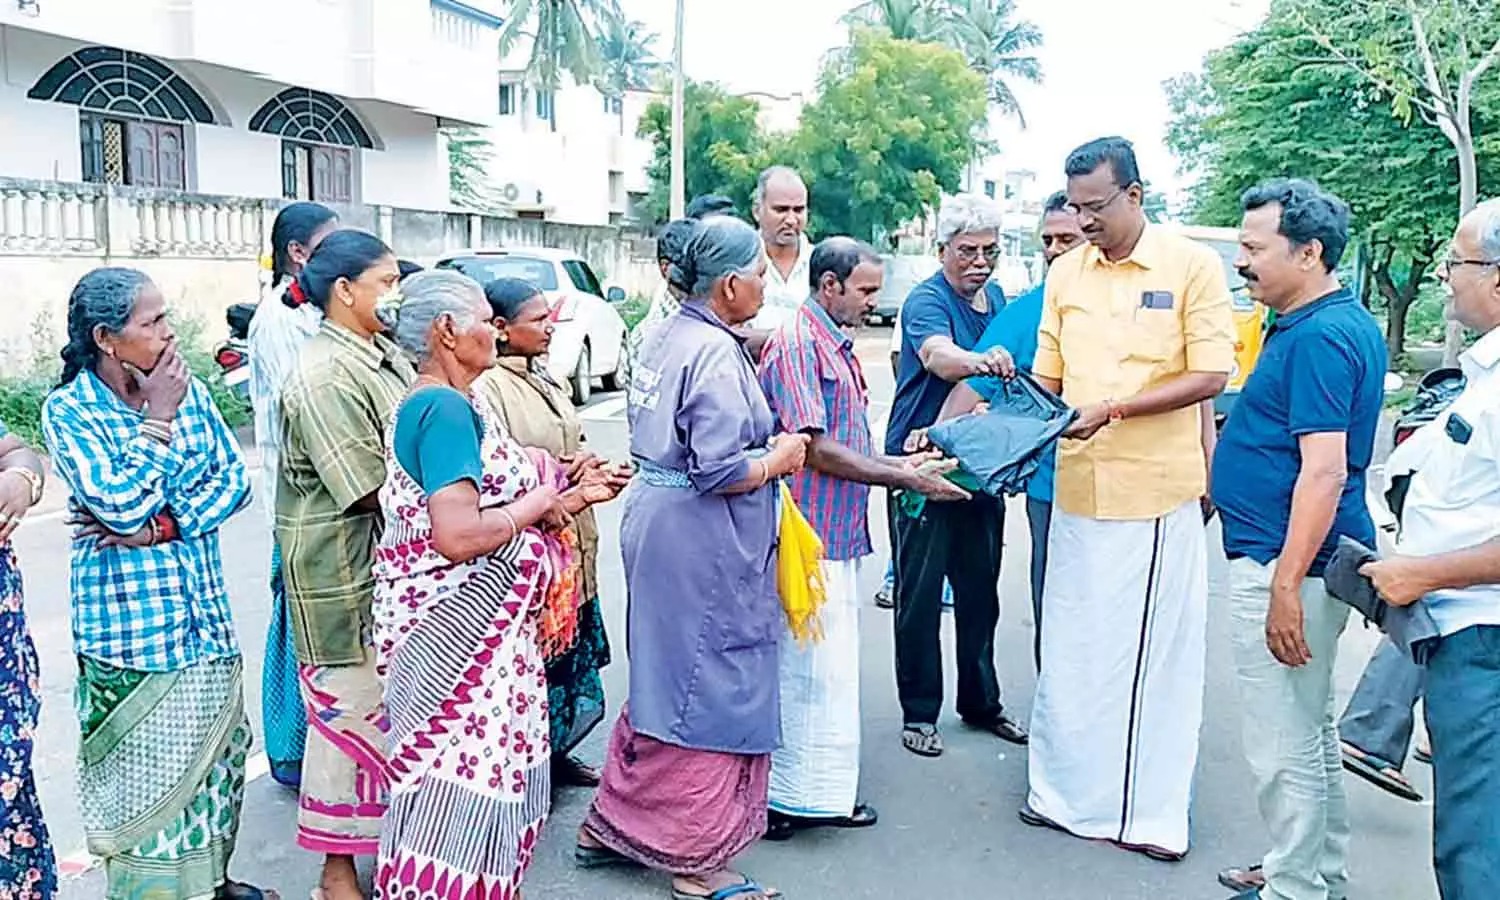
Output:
[0,312,250,451]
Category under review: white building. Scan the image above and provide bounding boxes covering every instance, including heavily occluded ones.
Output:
[0,0,505,209]
[482,36,656,227]
[0,0,663,369]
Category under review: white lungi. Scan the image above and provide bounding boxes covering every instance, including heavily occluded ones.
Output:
[769,558,862,818]
[1027,500,1207,855]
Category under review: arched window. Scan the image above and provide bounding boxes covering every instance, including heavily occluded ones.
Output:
[250,88,375,203]
[28,46,218,189]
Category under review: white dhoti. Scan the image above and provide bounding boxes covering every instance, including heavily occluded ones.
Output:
[1027,500,1207,855]
[769,558,862,818]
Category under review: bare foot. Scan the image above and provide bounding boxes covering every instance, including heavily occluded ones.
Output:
[576,826,604,849]
[318,855,364,900]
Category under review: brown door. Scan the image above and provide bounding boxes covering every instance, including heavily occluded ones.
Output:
[124,121,185,189]
[309,146,353,204]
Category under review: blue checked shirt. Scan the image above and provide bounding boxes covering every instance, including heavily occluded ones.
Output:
[42,370,251,672]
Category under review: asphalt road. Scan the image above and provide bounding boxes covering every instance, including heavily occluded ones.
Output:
[17,328,1437,899]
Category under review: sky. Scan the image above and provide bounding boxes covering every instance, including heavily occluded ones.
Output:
[624,0,1270,204]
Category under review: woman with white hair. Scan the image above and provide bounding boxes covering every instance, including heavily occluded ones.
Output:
[370,270,627,898]
[576,217,809,900]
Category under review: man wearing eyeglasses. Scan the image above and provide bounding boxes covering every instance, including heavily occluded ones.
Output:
[1359,199,1500,900]
[885,192,1029,759]
[931,190,1087,671]
[1021,137,1235,862]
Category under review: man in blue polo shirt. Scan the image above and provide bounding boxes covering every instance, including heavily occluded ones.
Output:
[1211,179,1386,900]
[935,191,1086,670]
[886,192,1027,758]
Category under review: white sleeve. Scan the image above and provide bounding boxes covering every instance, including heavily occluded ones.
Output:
[889,306,903,353]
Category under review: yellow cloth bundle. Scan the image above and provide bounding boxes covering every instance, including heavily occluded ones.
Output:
[776,482,827,645]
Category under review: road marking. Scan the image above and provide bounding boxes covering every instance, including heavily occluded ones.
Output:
[59,751,271,879]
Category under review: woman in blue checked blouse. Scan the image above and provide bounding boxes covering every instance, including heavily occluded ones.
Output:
[40,268,265,900]
[0,421,55,900]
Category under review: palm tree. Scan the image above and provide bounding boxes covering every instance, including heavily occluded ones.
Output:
[596,14,665,131]
[498,0,621,131]
[842,0,944,42]
[937,0,1042,126]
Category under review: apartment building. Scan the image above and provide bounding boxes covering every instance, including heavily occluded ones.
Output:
[0,0,505,208]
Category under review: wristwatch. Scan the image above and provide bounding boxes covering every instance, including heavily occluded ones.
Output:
[4,467,43,506]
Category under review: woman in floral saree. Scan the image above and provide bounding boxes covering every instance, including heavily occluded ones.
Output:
[471,277,612,790]
[371,271,627,899]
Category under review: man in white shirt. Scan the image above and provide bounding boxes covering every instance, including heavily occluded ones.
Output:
[1361,198,1500,900]
[748,166,814,331]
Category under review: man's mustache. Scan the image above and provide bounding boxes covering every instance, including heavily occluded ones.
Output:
[1237,266,1258,283]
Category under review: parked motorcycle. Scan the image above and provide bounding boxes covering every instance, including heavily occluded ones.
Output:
[1376,366,1465,532]
[214,302,257,401]
[1393,366,1464,447]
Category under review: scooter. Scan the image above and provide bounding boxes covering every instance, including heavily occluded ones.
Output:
[214,301,257,401]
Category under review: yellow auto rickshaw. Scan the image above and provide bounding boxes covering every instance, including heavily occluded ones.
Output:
[1176,225,1269,425]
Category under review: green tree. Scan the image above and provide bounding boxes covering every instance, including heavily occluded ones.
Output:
[842,0,943,41]
[637,81,768,223]
[443,126,497,211]
[791,28,989,243]
[938,0,1043,126]
[596,13,664,131]
[842,0,1043,125]
[1280,0,1500,363]
[499,0,620,130]
[1162,3,1500,361]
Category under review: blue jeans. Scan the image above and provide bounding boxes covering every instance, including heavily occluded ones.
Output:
[1425,624,1500,899]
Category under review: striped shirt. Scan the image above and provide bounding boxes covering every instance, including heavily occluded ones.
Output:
[276,320,415,667]
[42,371,250,672]
[758,300,874,561]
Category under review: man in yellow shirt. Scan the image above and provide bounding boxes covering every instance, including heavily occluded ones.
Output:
[1021,137,1235,862]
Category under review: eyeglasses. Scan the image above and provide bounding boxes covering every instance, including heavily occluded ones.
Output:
[949,244,1002,263]
[1065,187,1127,217]
[1437,257,1500,279]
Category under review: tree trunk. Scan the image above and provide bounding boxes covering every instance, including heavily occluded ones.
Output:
[1374,264,1419,366]
[1357,243,1374,309]
[1444,131,1479,365]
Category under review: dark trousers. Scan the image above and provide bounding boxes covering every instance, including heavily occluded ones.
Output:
[890,491,1004,726]
[1425,624,1500,900]
[1025,497,1052,672]
[1338,636,1426,769]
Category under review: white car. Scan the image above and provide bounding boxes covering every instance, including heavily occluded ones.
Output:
[434,248,629,404]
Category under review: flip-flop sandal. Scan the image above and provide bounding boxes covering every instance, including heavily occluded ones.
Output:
[964,714,1029,745]
[1341,743,1423,801]
[1112,839,1187,863]
[1218,863,1265,891]
[901,724,944,758]
[1017,803,1068,834]
[1415,745,1433,765]
[671,875,782,900]
[574,843,641,869]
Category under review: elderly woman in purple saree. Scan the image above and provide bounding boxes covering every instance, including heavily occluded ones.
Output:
[575,216,810,900]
